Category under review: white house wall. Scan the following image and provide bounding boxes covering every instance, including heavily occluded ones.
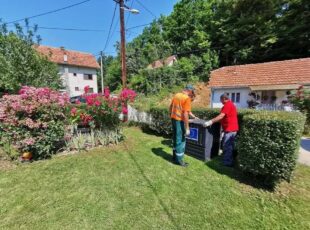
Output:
[211,88,250,108]
[58,65,98,97]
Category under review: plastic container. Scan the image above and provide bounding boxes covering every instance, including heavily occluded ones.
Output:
[185,119,221,161]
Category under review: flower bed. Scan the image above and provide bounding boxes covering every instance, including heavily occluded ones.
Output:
[0,86,137,160]
[66,86,137,151]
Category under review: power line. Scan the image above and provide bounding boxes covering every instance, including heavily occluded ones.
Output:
[126,0,135,25]
[7,24,105,32]
[135,0,156,19]
[5,0,92,24]
[103,2,117,51]
[36,26,105,32]
[126,23,152,30]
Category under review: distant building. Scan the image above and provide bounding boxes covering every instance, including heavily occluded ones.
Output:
[36,45,100,97]
[147,55,177,69]
[209,58,310,109]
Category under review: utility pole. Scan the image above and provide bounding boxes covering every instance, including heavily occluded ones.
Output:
[119,0,127,89]
[100,51,104,93]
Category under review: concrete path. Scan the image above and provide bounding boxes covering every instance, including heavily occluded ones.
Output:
[299,137,310,166]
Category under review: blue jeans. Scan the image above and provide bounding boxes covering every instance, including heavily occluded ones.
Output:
[222,132,237,166]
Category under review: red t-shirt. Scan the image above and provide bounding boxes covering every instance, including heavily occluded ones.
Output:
[220,100,239,132]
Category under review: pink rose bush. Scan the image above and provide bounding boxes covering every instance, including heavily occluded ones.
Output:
[288,85,310,133]
[69,87,137,129]
[0,86,69,159]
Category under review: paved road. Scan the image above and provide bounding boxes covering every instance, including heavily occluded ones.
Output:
[299,137,310,166]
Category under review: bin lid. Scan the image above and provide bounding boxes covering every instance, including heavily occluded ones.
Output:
[189,119,207,125]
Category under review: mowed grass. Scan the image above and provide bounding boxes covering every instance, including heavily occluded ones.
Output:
[0,127,309,229]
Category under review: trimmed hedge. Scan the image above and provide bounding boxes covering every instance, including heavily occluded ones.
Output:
[149,107,254,135]
[237,111,306,185]
[148,107,305,186]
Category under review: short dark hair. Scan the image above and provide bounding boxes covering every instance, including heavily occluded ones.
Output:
[220,93,230,100]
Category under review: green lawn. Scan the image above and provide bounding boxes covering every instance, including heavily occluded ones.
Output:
[0,127,309,229]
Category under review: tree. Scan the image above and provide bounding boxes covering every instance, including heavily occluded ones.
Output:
[271,0,310,60]
[0,22,61,94]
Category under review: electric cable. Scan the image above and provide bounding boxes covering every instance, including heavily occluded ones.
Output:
[6,0,92,24]
[135,0,156,19]
[103,2,118,51]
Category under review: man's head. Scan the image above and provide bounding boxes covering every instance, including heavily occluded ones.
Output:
[183,84,195,98]
[220,93,230,104]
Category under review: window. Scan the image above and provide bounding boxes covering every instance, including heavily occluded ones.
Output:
[84,74,93,80]
[231,92,241,103]
[75,87,79,91]
[73,73,77,76]
[236,93,240,103]
[231,93,236,102]
[88,87,94,93]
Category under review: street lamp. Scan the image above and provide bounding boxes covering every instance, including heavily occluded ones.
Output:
[120,7,139,14]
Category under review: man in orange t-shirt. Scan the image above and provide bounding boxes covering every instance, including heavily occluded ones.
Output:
[170,85,197,167]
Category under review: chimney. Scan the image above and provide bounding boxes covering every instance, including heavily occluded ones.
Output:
[60,47,67,62]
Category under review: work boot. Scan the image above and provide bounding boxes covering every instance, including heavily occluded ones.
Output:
[179,161,189,167]
[172,151,176,162]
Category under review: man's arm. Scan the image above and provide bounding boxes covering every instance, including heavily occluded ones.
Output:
[184,111,190,129]
[204,113,225,127]
[211,113,225,123]
[189,112,199,119]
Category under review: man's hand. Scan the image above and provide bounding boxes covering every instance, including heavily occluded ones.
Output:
[203,120,213,127]
[185,128,190,136]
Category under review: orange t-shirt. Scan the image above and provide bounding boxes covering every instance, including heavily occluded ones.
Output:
[170,93,191,121]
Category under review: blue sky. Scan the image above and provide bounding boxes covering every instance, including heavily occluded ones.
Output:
[0,0,179,56]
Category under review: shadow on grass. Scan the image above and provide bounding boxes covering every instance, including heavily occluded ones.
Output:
[151,147,176,165]
[161,139,172,147]
[206,157,274,191]
[126,146,180,229]
[140,125,171,138]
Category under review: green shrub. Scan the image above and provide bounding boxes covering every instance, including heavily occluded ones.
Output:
[148,107,254,135]
[237,111,306,186]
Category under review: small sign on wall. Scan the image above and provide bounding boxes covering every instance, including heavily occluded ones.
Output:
[186,128,199,141]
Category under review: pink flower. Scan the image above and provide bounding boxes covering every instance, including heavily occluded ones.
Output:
[84,85,90,94]
[71,107,77,116]
[104,87,110,98]
[122,106,128,115]
[22,138,35,146]
[94,101,101,107]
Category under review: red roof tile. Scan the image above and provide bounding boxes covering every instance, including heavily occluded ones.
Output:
[35,45,100,69]
[209,58,310,88]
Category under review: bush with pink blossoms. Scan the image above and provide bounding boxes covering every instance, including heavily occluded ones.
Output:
[288,85,310,133]
[0,86,69,159]
[69,87,137,130]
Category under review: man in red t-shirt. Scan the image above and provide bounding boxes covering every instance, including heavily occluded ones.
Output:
[203,93,239,166]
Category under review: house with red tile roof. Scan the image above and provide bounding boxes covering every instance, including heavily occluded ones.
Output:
[209,58,310,109]
[35,45,100,97]
[147,55,177,69]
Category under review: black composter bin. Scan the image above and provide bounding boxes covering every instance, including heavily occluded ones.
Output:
[185,119,221,162]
